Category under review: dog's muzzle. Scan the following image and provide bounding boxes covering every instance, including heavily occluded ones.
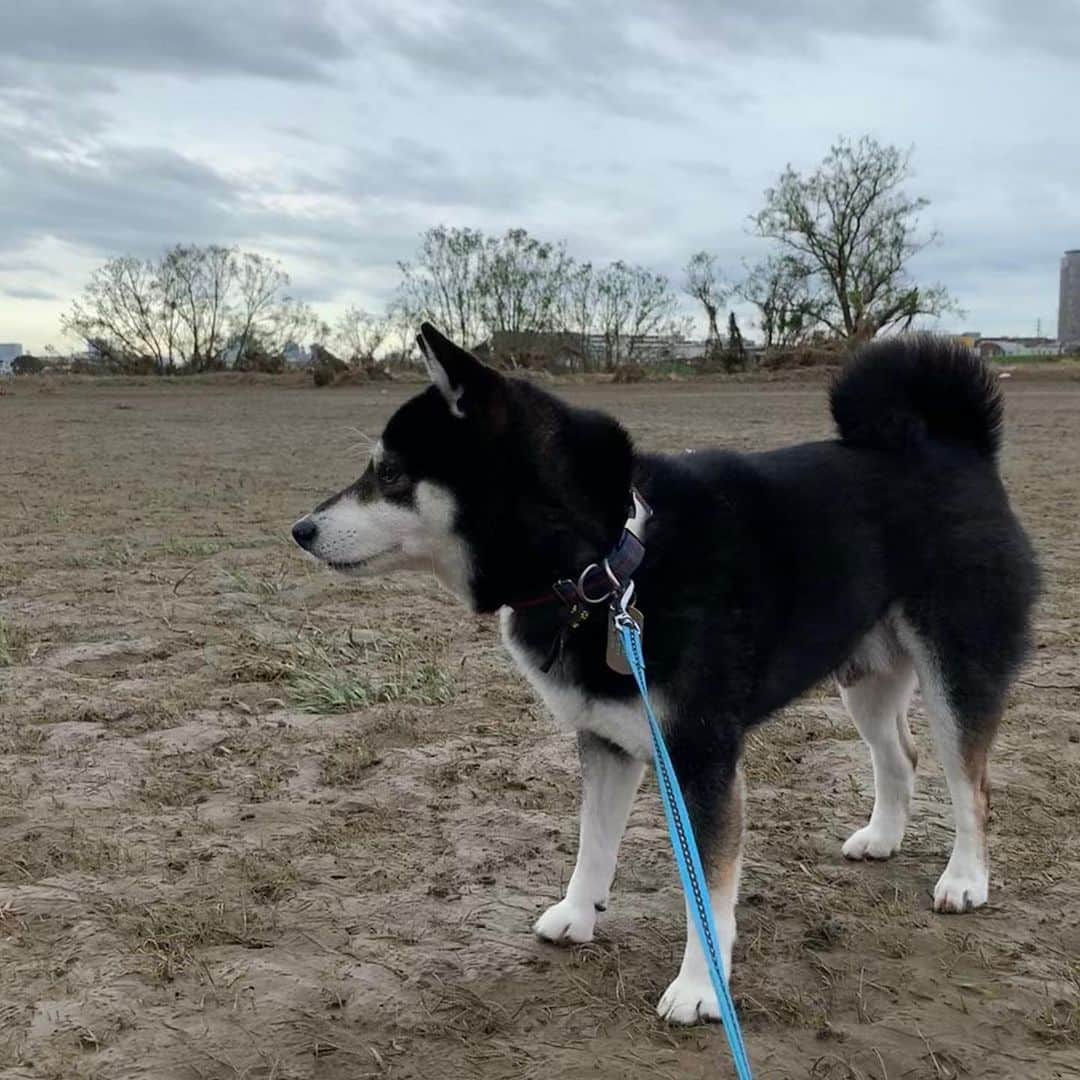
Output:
[292,516,318,551]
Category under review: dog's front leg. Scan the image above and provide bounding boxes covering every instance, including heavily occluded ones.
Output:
[534,731,645,945]
[657,757,745,1025]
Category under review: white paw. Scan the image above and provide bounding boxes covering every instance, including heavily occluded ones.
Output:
[657,972,721,1025]
[933,864,988,913]
[533,898,597,945]
[842,822,903,860]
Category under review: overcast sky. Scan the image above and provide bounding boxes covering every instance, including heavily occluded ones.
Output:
[1,0,1077,352]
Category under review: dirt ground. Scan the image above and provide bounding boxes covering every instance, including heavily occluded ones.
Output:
[1,372,1078,1080]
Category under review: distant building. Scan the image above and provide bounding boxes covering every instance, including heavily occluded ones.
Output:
[477,330,717,369]
[0,344,24,374]
[282,341,311,366]
[1059,250,1080,352]
[975,337,1060,359]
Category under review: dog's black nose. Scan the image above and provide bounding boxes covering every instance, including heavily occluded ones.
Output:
[292,517,318,550]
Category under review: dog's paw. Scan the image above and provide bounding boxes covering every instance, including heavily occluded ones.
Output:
[933,863,988,913]
[533,899,596,945]
[657,973,721,1025]
[842,822,903,861]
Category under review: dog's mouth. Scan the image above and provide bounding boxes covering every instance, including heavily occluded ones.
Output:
[325,545,403,574]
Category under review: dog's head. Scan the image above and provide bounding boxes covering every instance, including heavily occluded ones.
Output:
[291,323,634,612]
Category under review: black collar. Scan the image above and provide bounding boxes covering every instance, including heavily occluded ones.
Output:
[509,490,651,672]
[510,489,651,613]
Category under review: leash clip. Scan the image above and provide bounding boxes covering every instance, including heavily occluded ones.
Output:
[611,578,637,630]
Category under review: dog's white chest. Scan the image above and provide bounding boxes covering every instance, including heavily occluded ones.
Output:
[499,610,655,760]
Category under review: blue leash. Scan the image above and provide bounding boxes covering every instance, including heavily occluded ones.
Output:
[617,612,754,1079]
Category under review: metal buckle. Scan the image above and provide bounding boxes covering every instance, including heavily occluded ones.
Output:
[576,563,612,604]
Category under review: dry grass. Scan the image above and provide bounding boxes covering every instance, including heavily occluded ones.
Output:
[227,627,456,714]
[106,892,275,984]
[134,751,222,807]
[0,616,29,666]
[321,733,380,787]
[1,376,1077,1078]
[0,824,133,883]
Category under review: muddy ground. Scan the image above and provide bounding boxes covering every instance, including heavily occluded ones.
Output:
[1,372,1078,1080]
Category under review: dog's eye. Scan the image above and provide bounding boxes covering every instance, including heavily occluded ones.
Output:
[376,460,404,487]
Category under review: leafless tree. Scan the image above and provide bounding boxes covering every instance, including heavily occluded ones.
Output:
[595,261,681,369]
[397,226,486,347]
[476,228,574,336]
[335,307,390,364]
[683,251,728,351]
[230,252,292,365]
[752,135,955,341]
[63,256,174,371]
[737,255,822,349]
[162,244,236,369]
[64,245,310,371]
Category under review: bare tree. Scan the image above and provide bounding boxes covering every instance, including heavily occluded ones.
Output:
[384,300,419,366]
[63,256,174,371]
[162,244,237,369]
[230,252,292,365]
[397,226,486,347]
[738,255,822,349]
[561,262,597,369]
[476,229,574,336]
[752,135,954,341]
[683,251,728,351]
[64,244,311,370]
[335,308,390,365]
[595,261,681,369]
[257,298,323,359]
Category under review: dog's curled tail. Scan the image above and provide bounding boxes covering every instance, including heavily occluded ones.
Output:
[830,334,1003,459]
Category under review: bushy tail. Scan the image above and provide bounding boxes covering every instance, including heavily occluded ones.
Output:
[830,335,1003,458]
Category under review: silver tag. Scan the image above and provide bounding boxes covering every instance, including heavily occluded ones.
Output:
[606,605,643,675]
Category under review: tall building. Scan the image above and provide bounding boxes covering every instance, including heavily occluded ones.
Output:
[1059,251,1080,351]
[0,343,24,374]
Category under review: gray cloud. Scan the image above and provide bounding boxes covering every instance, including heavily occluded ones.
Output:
[982,0,1080,57]
[1,0,1078,351]
[0,285,63,302]
[328,138,529,212]
[357,0,943,117]
[0,0,351,83]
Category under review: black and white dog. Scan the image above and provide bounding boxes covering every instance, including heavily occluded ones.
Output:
[292,324,1037,1024]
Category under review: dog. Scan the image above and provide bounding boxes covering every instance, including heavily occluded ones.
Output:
[292,323,1038,1024]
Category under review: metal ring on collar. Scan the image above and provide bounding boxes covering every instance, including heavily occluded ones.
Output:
[601,559,623,592]
[575,563,611,604]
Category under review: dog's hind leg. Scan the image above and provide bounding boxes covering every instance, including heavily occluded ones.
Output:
[897,619,1001,913]
[839,658,919,860]
[656,761,744,1025]
[534,732,644,945]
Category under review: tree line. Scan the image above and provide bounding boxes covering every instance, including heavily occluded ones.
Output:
[41,136,955,376]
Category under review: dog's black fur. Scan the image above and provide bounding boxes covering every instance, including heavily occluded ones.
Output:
[294,325,1038,1017]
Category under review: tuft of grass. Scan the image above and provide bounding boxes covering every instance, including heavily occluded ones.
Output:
[107,894,273,984]
[0,617,29,667]
[0,723,48,754]
[218,567,289,599]
[239,760,292,803]
[321,734,380,787]
[287,638,454,714]
[134,751,221,808]
[229,848,299,903]
[1030,997,1080,1045]
[0,824,132,883]
[156,537,224,558]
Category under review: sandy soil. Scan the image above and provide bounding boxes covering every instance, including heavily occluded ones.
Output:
[1,372,1078,1080]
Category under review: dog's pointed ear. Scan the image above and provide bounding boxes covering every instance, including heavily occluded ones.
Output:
[416,322,500,420]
